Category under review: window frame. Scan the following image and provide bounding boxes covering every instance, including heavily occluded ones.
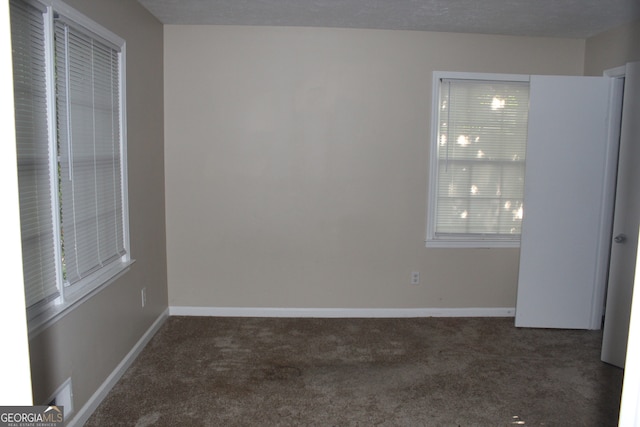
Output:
[11,0,132,335]
[426,71,530,249]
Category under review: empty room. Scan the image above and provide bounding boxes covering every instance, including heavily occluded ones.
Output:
[2,0,640,425]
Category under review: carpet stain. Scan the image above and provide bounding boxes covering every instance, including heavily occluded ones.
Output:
[263,365,302,381]
[134,411,160,427]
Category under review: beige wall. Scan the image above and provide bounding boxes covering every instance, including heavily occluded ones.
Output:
[165,26,585,310]
[26,0,167,417]
[584,19,640,76]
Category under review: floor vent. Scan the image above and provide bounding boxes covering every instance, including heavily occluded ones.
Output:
[48,378,73,417]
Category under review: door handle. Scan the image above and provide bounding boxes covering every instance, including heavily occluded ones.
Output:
[614,234,627,244]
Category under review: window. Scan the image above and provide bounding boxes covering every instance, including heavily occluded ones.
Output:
[10,0,130,330]
[426,72,530,248]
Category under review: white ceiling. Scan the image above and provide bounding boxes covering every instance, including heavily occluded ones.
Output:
[137,0,640,38]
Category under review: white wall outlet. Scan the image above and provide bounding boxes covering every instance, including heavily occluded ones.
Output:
[141,287,147,308]
[411,271,420,285]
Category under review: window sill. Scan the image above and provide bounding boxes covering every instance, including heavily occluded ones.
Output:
[27,259,135,339]
[425,239,520,249]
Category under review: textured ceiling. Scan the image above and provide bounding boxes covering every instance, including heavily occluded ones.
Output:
[137,0,640,38]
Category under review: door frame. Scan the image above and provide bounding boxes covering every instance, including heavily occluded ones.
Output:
[601,62,640,369]
[590,68,626,329]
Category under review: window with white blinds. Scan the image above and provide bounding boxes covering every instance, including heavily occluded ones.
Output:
[55,19,126,285]
[10,0,60,308]
[426,73,530,247]
[9,0,130,326]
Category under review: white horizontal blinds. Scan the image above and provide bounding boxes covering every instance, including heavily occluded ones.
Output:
[55,19,125,285]
[436,79,529,237]
[10,0,60,307]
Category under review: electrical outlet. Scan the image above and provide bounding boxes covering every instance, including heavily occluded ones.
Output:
[141,288,147,308]
[411,271,420,285]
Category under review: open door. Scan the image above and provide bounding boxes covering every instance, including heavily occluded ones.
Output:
[601,62,640,368]
[515,75,619,329]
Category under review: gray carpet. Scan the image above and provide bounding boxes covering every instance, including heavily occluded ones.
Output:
[86,317,623,426]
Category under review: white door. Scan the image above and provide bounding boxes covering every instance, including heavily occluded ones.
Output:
[515,75,618,329]
[601,62,640,368]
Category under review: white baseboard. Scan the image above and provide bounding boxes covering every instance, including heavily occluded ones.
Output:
[67,308,169,427]
[169,306,515,318]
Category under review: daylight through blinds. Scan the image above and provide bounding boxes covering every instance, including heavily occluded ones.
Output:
[435,79,529,238]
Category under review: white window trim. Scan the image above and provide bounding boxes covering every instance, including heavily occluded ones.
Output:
[28,262,133,338]
[425,71,530,249]
[13,0,133,337]
[43,0,125,48]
